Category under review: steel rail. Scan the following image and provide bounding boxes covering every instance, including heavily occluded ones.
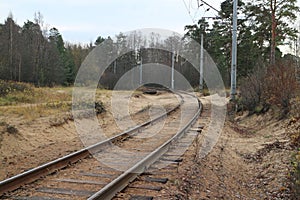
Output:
[0,92,184,196]
[88,92,202,200]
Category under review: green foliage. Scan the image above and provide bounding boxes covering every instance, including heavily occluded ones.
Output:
[246,0,299,64]
[95,36,105,46]
[0,14,102,87]
[185,0,299,86]
[185,0,258,86]
[49,27,77,86]
[0,2,299,90]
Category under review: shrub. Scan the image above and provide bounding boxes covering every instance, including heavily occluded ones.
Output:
[0,80,33,97]
[264,61,299,117]
[240,61,299,117]
[239,67,265,113]
[0,121,18,134]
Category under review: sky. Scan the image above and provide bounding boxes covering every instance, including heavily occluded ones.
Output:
[0,0,224,44]
[0,0,300,46]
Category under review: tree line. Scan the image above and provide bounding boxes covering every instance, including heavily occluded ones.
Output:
[0,14,199,89]
[0,12,92,86]
[185,0,299,86]
[0,0,299,88]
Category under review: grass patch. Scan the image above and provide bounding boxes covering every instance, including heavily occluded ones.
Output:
[0,83,112,122]
[0,102,72,121]
[30,87,72,104]
[0,82,73,106]
[0,81,35,105]
[0,90,34,106]
[0,80,33,96]
[193,87,210,96]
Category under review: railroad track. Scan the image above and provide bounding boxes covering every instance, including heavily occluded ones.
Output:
[0,91,201,200]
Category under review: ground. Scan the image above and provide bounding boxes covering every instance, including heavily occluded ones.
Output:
[0,89,179,180]
[0,90,297,199]
[162,96,296,199]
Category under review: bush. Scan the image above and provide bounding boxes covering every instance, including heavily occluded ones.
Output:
[240,61,299,117]
[0,121,18,134]
[239,67,265,113]
[0,80,33,97]
[264,61,299,116]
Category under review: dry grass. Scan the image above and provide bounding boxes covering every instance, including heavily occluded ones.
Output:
[31,87,73,104]
[1,102,72,121]
[0,85,73,121]
[0,85,148,122]
[0,86,111,121]
[0,87,73,106]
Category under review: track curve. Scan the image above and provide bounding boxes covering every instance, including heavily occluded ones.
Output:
[1,91,201,200]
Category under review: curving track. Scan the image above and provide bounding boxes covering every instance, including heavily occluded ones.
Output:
[0,91,201,200]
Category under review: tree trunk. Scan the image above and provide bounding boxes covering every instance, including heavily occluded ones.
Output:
[18,54,21,82]
[9,19,13,80]
[270,1,277,65]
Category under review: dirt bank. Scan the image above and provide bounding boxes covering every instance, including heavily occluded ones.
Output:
[162,96,295,199]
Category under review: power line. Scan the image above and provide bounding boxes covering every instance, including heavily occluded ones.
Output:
[182,0,191,15]
[182,0,197,23]
[198,0,220,13]
[182,0,221,23]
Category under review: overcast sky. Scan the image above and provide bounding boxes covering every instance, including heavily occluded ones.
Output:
[0,0,225,44]
[1,0,299,45]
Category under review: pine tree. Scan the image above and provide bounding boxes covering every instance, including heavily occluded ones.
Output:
[246,0,299,64]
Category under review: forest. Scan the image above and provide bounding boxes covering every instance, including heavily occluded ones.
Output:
[0,0,299,88]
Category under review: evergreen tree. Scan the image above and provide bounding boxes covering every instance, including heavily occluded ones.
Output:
[49,27,74,85]
[246,0,299,64]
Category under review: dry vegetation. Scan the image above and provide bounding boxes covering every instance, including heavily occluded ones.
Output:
[286,98,300,198]
[0,84,180,181]
[0,81,112,121]
[239,61,298,117]
[0,80,73,106]
[1,79,299,198]
[239,61,300,198]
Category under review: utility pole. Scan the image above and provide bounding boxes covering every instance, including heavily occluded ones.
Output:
[199,33,204,91]
[171,51,175,90]
[9,17,13,80]
[139,57,143,85]
[230,0,238,100]
[198,16,219,93]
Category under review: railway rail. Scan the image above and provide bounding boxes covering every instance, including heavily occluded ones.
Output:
[0,91,202,200]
